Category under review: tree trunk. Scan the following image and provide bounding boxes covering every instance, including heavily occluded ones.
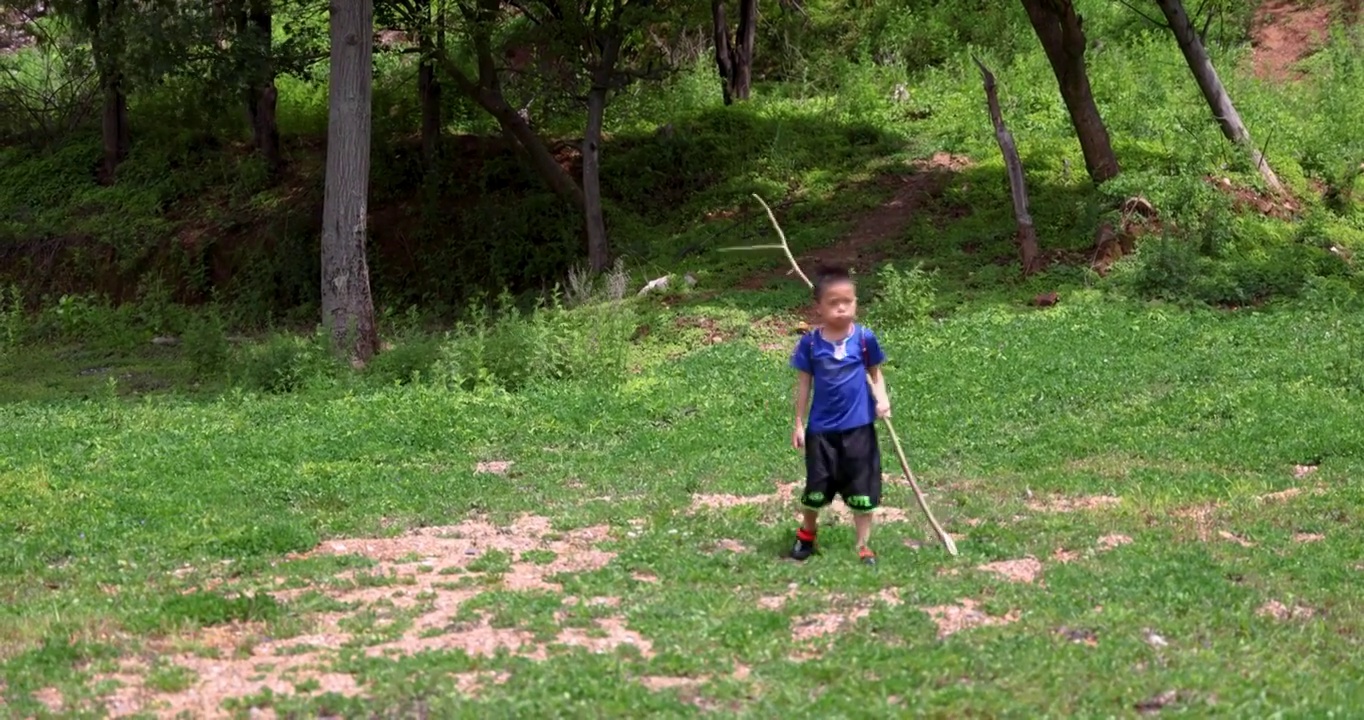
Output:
[246,0,281,175]
[411,0,439,170]
[711,0,756,105]
[437,53,585,209]
[320,0,379,365]
[1019,0,1119,184]
[583,84,609,272]
[99,83,129,183]
[733,0,756,101]
[88,0,128,183]
[974,57,1042,276]
[711,0,734,105]
[1154,0,1283,193]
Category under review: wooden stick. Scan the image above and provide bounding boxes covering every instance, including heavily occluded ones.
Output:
[751,194,812,288]
[741,192,958,556]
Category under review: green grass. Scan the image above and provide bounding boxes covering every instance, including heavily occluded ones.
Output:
[4,0,1364,715]
[4,290,1364,715]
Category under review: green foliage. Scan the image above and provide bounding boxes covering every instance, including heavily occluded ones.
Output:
[0,285,24,357]
[235,330,340,394]
[433,291,637,394]
[365,337,442,386]
[183,306,231,379]
[866,262,938,326]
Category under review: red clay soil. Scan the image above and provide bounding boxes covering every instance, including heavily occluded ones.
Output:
[1250,0,1334,82]
[737,152,970,292]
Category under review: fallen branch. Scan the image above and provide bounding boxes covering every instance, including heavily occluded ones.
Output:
[727,193,959,556]
[973,56,1042,276]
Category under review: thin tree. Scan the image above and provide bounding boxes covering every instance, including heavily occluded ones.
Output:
[83,0,129,182]
[1151,0,1284,193]
[320,0,379,364]
[711,0,755,105]
[235,0,281,175]
[1020,0,1119,184]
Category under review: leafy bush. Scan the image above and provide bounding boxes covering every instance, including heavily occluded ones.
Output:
[183,307,230,379]
[434,291,637,393]
[365,337,442,386]
[235,330,339,394]
[866,262,938,327]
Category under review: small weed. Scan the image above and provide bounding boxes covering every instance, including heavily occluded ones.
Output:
[466,549,512,575]
[147,662,197,693]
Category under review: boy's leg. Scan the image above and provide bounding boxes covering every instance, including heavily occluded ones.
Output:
[794,430,836,560]
[840,423,883,565]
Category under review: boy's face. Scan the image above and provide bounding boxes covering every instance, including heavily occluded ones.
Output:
[816,280,858,329]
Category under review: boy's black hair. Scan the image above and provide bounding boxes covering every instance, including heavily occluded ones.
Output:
[812,264,854,301]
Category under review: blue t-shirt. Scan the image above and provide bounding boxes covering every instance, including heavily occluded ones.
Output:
[790,324,887,434]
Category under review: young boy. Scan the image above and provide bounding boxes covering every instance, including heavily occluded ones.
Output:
[789,265,891,565]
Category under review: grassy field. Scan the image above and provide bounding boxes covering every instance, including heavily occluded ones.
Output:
[4,0,1364,716]
[5,287,1364,717]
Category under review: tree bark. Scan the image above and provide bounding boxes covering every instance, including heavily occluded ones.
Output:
[583,82,610,272]
[321,0,379,365]
[87,0,128,182]
[974,57,1042,276]
[242,0,281,175]
[711,0,756,105]
[417,0,442,171]
[1154,0,1283,193]
[1019,0,1119,184]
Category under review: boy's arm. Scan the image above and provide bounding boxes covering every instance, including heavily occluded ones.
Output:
[864,330,891,417]
[794,371,812,425]
[868,365,891,416]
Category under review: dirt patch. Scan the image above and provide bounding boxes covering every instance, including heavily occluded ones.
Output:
[1294,464,1319,479]
[639,675,707,691]
[1052,547,1081,563]
[97,652,360,719]
[796,589,900,649]
[919,598,1021,639]
[1293,532,1325,543]
[1251,0,1332,82]
[1257,600,1315,621]
[1206,175,1299,218]
[474,460,513,475]
[1172,502,1221,541]
[1218,530,1257,548]
[1026,494,1121,513]
[689,482,798,512]
[707,538,749,554]
[304,513,614,594]
[452,671,510,696]
[738,153,970,291]
[33,687,64,713]
[758,583,800,611]
[976,557,1042,584]
[1259,487,1304,502]
[1097,534,1134,551]
[94,514,638,717]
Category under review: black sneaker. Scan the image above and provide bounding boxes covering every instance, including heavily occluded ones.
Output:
[791,532,816,560]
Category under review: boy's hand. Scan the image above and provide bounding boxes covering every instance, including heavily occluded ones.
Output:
[792,422,805,449]
[877,402,892,419]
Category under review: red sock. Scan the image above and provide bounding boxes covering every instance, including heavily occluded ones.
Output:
[797,528,816,543]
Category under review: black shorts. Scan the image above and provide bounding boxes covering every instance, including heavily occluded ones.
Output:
[802,422,882,513]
